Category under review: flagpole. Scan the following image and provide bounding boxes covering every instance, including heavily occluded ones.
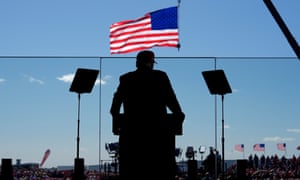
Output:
[285,148,287,157]
[177,0,181,51]
[285,143,287,157]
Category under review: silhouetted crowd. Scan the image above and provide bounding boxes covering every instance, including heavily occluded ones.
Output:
[226,154,300,179]
[10,168,113,180]
[2,154,300,179]
[12,168,64,179]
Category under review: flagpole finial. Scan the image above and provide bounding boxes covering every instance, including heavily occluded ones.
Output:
[177,0,181,9]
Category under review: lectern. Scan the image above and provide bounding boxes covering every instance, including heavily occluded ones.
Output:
[202,69,232,180]
[70,68,99,180]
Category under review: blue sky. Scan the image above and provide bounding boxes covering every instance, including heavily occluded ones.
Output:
[0,0,300,168]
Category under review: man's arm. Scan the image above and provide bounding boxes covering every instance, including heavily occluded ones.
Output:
[110,77,123,135]
[162,72,185,135]
[163,72,184,116]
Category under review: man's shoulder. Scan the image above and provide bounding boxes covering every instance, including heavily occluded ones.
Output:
[153,69,167,76]
[120,70,168,80]
[120,71,136,78]
[119,71,139,82]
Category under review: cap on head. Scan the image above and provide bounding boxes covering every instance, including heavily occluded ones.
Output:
[136,50,156,68]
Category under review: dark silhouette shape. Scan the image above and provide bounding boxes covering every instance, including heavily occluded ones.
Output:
[202,69,232,180]
[0,158,13,180]
[202,147,221,179]
[69,68,99,180]
[263,0,300,59]
[110,50,185,180]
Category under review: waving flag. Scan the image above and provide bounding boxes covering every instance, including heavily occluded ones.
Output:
[253,144,265,151]
[234,144,244,152]
[277,143,286,151]
[110,6,179,54]
[40,149,51,167]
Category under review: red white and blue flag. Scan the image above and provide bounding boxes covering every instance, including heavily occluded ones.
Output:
[234,144,244,152]
[277,143,286,151]
[110,6,179,54]
[253,144,265,151]
[40,149,51,167]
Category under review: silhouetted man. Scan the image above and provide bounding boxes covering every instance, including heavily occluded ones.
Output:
[203,147,216,179]
[110,50,185,180]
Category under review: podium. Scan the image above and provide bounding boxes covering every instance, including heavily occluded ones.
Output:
[202,69,232,180]
[112,113,184,135]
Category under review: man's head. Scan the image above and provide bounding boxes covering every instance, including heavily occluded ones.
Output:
[136,50,156,69]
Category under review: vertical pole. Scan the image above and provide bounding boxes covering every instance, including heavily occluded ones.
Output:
[221,95,225,180]
[77,93,81,159]
[214,58,218,179]
[99,58,102,173]
[177,0,181,51]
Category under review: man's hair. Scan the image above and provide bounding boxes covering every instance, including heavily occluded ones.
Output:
[136,50,155,68]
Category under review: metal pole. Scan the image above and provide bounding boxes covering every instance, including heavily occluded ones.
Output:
[214,58,218,180]
[221,95,225,180]
[263,0,300,59]
[76,93,81,159]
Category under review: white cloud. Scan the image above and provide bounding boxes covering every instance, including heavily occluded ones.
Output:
[57,73,111,85]
[263,136,295,142]
[23,75,44,84]
[224,124,230,129]
[232,88,239,93]
[98,75,112,85]
[57,73,74,83]
[287,129,300,133]
[0,78,6,84]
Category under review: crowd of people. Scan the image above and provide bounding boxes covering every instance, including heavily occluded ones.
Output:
[180,148,300,179]
[227,154,300,179]
[8,168,117,180]
[0,154,299,179]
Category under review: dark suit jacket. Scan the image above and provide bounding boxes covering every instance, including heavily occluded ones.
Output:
[110,68,184,179]
[110,68,184,133]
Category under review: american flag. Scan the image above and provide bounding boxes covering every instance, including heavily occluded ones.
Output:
[234,144,244,152]
[110,6,179,54]
[40,149,50,167]
[277,143,286,151]
[253,144,265,151]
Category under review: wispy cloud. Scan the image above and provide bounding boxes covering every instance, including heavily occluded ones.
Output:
[263,136,295,142]
[98,75,112,85]
[218,124,230,129]
[57,73,111,85]
[0,78,6,84]
[232,88,239,93]
[23,75,44,85]
[287,129,300,133]
[57,73,74,83]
